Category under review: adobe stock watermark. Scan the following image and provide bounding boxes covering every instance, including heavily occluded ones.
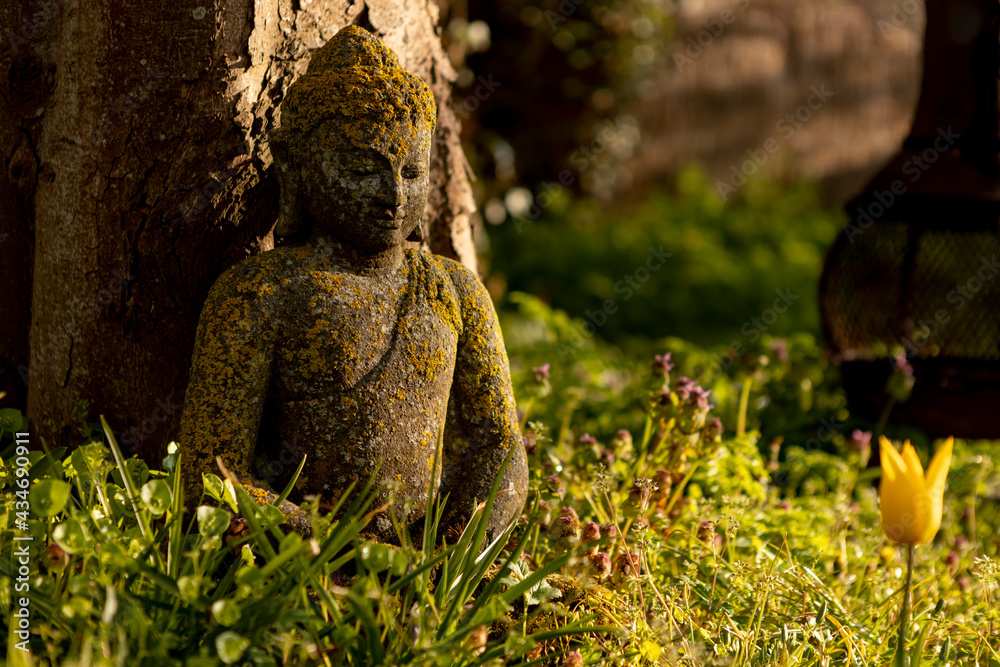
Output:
[715,85,834,201]
[543,0,587,31]
[898,254,1000,356]
[842,126,960,243]
[12,431,33,653]
[512,115,639,233]
[696,288,800,385]
[555,245,673,360]
[453,74,502,119]
[671,0,750,71]
[876,0,921,38]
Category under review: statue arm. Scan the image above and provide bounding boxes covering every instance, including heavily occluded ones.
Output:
[439,262,529,544]
[179,261,281,508]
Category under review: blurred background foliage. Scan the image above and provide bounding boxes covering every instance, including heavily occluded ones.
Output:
[485,167,842,346]
[439,0,925,357]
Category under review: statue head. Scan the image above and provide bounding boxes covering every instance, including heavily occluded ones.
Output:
[271,25,437,249]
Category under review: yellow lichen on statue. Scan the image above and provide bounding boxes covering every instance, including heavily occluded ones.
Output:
[276,25,436,162]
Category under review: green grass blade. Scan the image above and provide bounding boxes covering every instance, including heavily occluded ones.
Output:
[274,453,307,506]
[344,590,386,665]
[101,415,153,540]
[459,497,540,629]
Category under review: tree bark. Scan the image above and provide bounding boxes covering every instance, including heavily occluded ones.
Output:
[0,0,476,461]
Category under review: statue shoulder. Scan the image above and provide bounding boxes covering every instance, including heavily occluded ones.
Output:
[422,253,485,298]
[419,253,499,329]
[206,248,302,305]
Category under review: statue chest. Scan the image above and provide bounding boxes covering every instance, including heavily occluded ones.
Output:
[271,269,460,398]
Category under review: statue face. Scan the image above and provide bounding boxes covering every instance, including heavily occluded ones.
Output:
[299,123,432,253]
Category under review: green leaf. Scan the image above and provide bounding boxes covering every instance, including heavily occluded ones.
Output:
[29,479,71,517]
[0,407,26,434]
[162,445,179,473]
[53,518,90,554]
[113,458,150,489]
[256,503,284,528]
[222,479,240,513]
[67,443,109,481]
[360,542,391,573]
[279,532,302,553]
[215,630,250,664]
[236,565,263,588]
[203,473,226,503]
[641,640,662,662]
[177,575,202,603]
[211,598,242,626]
[197,505,231,538]
[140,479,172,516]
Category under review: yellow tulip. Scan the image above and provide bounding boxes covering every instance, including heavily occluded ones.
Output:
[878,436,953,545]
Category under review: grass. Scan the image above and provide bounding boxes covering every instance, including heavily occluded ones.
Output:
[2,296,999,666]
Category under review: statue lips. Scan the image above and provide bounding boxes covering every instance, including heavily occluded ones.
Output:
[372,208,404,229]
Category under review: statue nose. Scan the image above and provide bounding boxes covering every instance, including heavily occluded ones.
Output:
[377,175,407,209]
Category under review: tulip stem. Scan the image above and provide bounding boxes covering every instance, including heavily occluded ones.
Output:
[736,376,752,437]
[894,543,914,667]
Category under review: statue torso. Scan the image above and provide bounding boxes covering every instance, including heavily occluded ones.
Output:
[254,246,463,528]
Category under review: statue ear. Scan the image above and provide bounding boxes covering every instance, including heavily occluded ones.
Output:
[406,218,426,244]
[272,140,303,238]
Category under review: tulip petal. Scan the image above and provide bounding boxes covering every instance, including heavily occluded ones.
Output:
[925,437,954,495]
[901,440,925,482]
[878,436,905,483]
[879,437,922,543]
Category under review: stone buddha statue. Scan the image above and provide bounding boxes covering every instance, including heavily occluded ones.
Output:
[179,25,528,544]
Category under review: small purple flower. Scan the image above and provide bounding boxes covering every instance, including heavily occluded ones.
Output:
[542,474,564,495]
[611,429,632,450]
[705,417,723,439]
[522,434,537,455]
[599,448,615,467]
[614,551,641,578]
[559,505,580,525]
[652,353,675,378]
[697,520,714,541]
[532,363,551,383]
[848,429,872,452]
[581,521,601,544]
[693,387,712,411]
[946,550,960,574]
[769,338,789,363]
[552,514,578,540]
[578,432,597,445]
[893,352,914,377]
[588,552,612,580]
[651,469,672,502]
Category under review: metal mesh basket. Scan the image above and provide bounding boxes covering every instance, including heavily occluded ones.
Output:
[820,0,1000,437]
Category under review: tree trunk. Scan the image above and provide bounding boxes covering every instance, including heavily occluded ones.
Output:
[0,0,476,461]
